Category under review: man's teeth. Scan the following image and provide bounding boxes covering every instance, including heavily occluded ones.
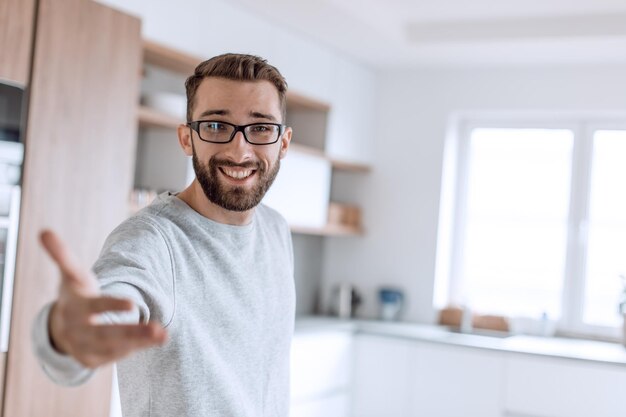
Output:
[223,169,253,179]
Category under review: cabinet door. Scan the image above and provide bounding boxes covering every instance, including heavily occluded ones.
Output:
[352,334,413,417]
[263,148,332,228]
[3,0,141,416]
[291,330,353,403]
[0,0,36,85]
[504,355,626,417]
[410,342,505,417]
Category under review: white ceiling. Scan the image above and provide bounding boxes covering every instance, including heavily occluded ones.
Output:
[228,0,626,68]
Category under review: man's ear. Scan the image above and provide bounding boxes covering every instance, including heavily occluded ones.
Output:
[279,127,292,159]
[178,124,193,156]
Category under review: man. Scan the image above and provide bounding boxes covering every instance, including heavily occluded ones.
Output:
[33,53,296,417]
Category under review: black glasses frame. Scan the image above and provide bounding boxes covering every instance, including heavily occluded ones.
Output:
[187,120,286,145]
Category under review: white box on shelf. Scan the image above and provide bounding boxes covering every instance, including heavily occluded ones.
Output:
[263,148,331,229]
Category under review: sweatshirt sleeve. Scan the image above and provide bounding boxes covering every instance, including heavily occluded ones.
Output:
[31,215,175,386]
[31,303,95,386]
[94,216,176,327]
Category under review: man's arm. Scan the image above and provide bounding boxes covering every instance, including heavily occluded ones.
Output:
[32,230,167,384]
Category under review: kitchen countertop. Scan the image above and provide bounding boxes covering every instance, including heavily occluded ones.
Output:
[295,315,626,367]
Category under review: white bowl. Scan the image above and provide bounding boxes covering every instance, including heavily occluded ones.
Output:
[142,92,187,119]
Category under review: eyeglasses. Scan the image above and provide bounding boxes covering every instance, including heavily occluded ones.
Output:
[187,120,286,145]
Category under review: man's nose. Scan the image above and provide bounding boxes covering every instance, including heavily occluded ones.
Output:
[223,130,254,162]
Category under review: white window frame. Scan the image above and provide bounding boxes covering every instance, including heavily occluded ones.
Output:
[434,110,626,340]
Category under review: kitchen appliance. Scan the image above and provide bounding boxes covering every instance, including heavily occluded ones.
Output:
[0,81,24,144]
[0,80,25,353]
[330,284,362,318]
[378,287,405,321]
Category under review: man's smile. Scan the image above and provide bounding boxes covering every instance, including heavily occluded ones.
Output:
[218,166,258,184]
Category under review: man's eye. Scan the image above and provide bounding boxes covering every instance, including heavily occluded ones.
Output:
[204,122,225,131]
[251,125,271,132]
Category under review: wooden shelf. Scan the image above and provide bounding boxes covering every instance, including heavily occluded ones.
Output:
[289,143,371,173]
[138,105,183,129]
[290,223,364,237]
[142,39,332,113]
[330,157,371,173]
[286,91,330,112]
[143,39,200,75]
[288,143,326,159]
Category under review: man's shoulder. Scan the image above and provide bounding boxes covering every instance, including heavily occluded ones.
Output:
[256,203,289,229]
[107,193,181,242]
[131,192,177,220]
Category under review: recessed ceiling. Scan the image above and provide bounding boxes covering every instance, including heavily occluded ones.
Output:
[228,0,626,68]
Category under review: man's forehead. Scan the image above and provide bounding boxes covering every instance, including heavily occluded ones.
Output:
[196,77,278,96]
[194,78,282,116]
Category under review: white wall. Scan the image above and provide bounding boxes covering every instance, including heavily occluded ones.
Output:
[96,0,372,108]
[323,64,626,323]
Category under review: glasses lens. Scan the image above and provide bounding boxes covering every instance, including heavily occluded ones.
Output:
[245,124,280,144]
[198,121,235,143]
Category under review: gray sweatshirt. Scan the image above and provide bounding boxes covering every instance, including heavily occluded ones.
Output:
[32,192,296,417]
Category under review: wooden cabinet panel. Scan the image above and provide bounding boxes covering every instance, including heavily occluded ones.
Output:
[3,0,141,416]
[0,0,36,85]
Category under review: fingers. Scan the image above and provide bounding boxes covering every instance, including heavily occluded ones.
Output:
[40,229,99,294]
[86,297,134,315]
[40,230,169,368]
[40,229,82,279]
[73,322,168,368]
[50,294,168,366]
[94,322,167,346]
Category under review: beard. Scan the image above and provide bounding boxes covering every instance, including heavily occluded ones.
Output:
[191,142,281,212]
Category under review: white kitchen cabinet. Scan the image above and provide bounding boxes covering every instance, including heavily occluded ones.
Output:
[504,355,626,417]
[351,334,413,417]
[290,329,353,417]
[291,329,353,401]
[410,342,505,417]
[326,56,376,166]
[263,149,332,229]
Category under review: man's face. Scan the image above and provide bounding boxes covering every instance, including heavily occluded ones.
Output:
[179,77,291,212]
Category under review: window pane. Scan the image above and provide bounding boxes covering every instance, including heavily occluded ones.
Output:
[583,130,626,327]
[462,128,573,318]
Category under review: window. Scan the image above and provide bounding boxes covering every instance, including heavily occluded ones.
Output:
[435,115,626,338]
[583,130,626,327]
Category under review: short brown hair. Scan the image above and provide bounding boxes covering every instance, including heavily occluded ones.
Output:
[185,53,288,122]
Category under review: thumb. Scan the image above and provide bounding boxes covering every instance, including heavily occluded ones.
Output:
[40,229,99,295]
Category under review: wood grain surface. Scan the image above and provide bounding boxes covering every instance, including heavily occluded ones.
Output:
[3,0,141,416]
[0,0,36,85]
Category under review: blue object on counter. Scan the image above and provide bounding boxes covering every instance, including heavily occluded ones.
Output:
[378,287,404,321]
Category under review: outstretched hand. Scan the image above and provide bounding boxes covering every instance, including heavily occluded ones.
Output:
[40,229,167,368]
